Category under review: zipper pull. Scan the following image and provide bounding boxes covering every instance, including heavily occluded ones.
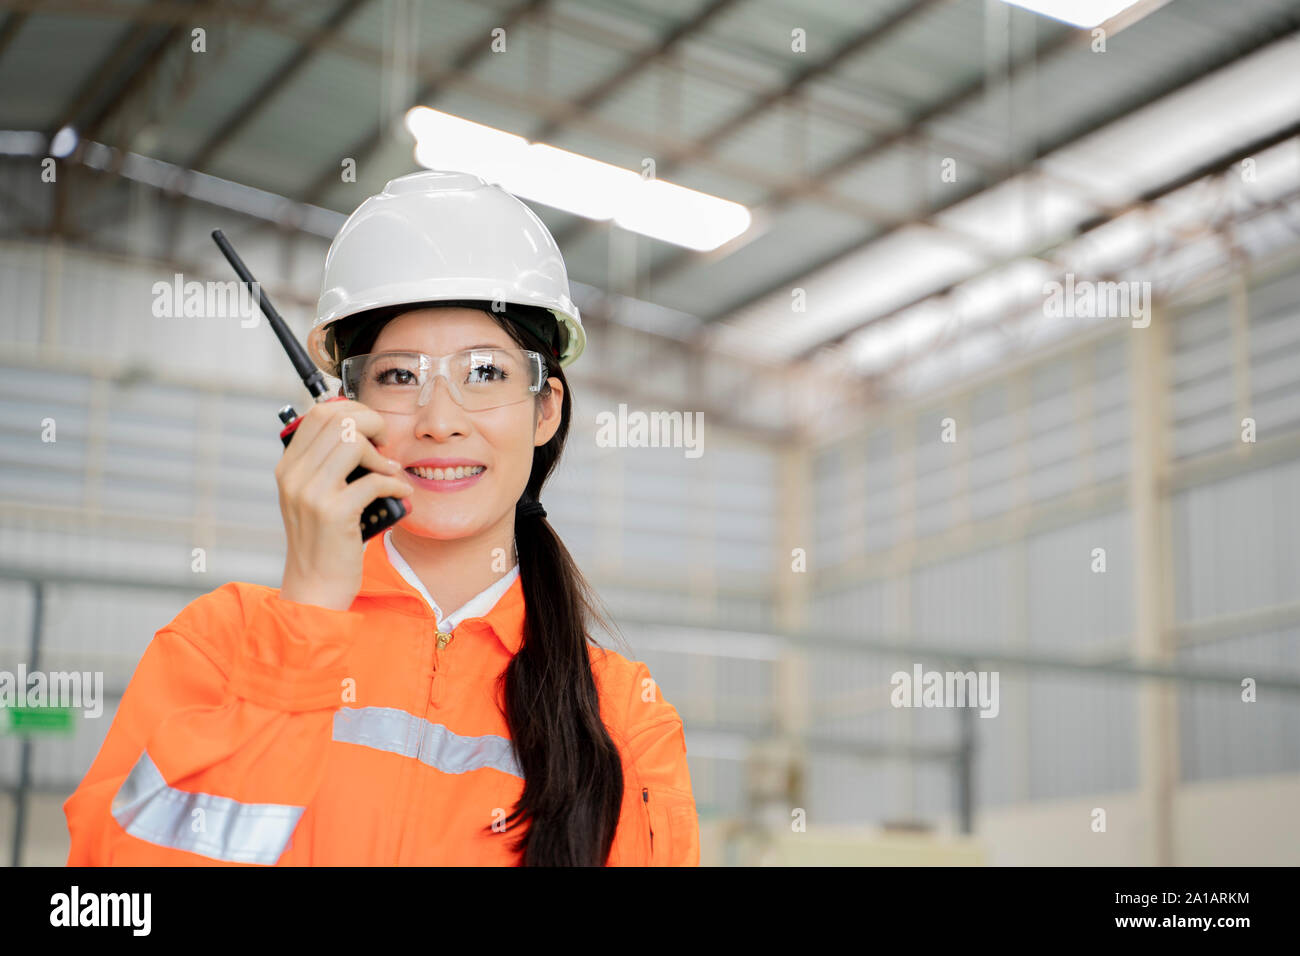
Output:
[430,625,453,707]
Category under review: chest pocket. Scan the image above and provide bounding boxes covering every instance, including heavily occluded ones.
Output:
[640,785,700,866]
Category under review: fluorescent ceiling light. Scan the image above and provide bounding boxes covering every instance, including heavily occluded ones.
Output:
[613,178,753,251]
[49,125,79,158]
[999,0,1145,28]
[405,106,751,251]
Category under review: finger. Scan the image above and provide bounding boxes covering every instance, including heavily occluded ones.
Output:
[315,434,409,489]
[285,401,389,479]
[283,422,363,495]
[339,471,418,517]
[277,397,345,450]
[317,398,390,446]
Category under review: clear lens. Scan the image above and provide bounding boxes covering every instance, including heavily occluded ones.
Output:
[341,348,545,413]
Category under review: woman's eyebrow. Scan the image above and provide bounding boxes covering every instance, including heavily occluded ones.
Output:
[381,343,511,352]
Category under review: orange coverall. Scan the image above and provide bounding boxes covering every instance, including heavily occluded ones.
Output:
[63,534,700,865]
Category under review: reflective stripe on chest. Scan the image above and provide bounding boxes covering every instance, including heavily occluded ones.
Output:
[332,705,522,778]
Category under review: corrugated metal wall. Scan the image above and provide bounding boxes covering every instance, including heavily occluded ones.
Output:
[806,253,1300,823]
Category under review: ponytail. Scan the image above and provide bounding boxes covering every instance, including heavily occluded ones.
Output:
[497,485,624,865]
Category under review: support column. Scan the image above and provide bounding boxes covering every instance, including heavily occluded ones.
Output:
[1131,303,1176,865]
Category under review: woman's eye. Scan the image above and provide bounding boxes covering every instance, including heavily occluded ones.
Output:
[375,367,417,386]
[467,363,507,383]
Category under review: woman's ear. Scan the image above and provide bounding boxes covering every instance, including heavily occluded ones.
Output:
[534,377,563,446]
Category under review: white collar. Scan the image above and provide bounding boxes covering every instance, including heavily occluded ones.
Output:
[382,529,520,632]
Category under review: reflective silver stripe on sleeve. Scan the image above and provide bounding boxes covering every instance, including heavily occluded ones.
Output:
[110,750,304,865]
[333,706,522,778]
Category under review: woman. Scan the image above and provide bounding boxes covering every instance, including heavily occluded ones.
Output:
[63,170,700,866]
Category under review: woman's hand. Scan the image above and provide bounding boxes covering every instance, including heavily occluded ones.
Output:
[276,398,412,611]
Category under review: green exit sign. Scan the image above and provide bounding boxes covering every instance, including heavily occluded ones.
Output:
[0,706,76,735]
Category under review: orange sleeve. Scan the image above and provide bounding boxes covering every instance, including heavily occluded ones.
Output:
[623,662,701,867]
[63,583,362,866]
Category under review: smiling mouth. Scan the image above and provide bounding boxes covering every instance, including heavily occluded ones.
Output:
[405,465,486,481]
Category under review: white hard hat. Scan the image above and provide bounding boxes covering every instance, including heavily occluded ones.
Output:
[308,169,585,376]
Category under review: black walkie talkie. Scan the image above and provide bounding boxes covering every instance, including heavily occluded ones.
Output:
[211,229,406,541]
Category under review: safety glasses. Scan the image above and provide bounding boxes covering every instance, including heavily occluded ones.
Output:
[340,348,549,413]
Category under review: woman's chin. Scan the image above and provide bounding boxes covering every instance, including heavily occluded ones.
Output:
[396,512,482,539]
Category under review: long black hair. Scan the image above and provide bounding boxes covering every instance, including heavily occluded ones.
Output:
[332,302,626,866]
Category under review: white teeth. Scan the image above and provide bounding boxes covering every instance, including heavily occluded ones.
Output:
[407,465,485,481]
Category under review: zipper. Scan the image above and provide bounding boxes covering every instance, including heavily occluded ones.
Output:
[404,618,451,858]
[641,787,654,858]
[405,613,459,859]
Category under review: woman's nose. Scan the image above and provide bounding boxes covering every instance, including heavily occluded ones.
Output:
[414,375,470,435]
